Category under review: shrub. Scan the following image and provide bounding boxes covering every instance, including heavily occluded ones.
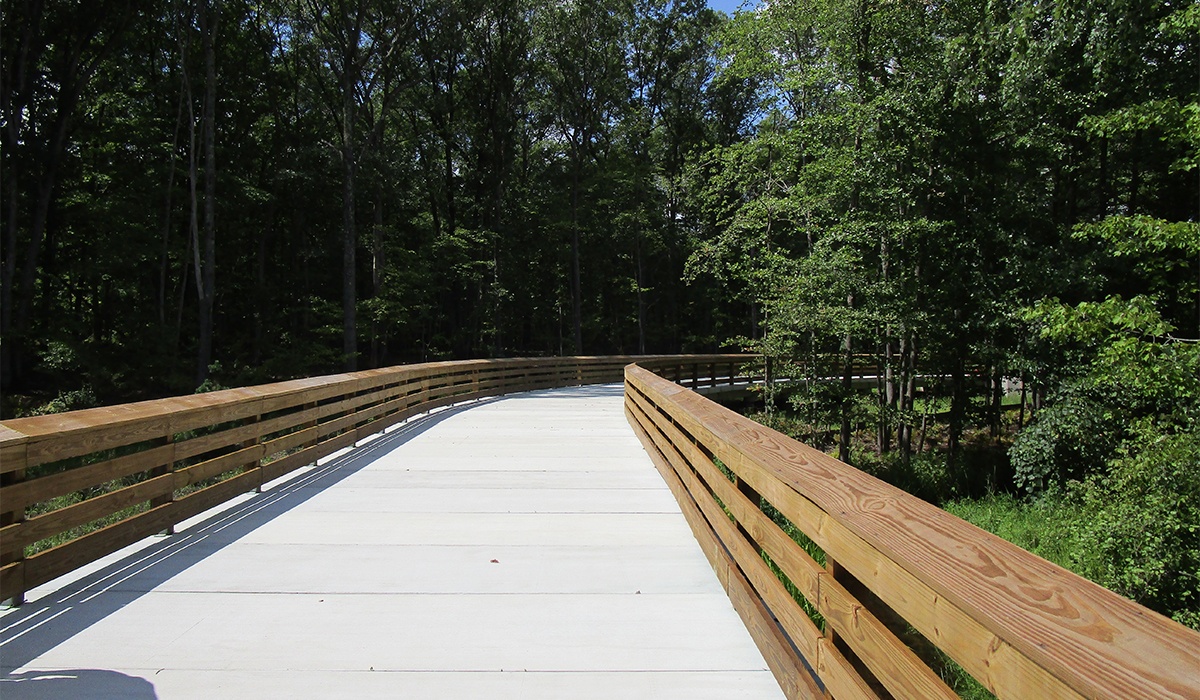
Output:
[1008,385,1120,493]
[1068,429,1200,628]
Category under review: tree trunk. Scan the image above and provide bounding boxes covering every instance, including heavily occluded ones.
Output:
[898,330,914,464]
[159,84,185,326]
[371,198,385,367]
[196,0,219,387]
[1018,375,1027,430]
[0,12,40,384]
[947,327,967,478]
[570,151,583,355]
[990,365,1003,440]
[839,293,854,464]
[342,139,357,372]
[340,10,360,372]
[635,228,646,354]
[253,202,272,367]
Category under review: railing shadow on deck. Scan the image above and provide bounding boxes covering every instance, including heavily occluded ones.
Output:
[0,397,492,672]
[0,355,749,608]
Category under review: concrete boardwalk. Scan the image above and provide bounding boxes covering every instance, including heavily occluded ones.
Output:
[1,385,783,699]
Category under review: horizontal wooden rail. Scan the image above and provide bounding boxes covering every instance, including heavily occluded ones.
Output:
[624,364,1200,700]
[0,354,751,604]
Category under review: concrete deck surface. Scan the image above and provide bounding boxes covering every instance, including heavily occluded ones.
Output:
[1,384,784,699]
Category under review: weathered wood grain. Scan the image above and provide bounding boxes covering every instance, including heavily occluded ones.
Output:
[626,383,957,700]
[173,444,262,490]
[9,473,175,552]
[0,561,22,600]
[0,355,750,609]
[626,403,824,700]
[0,427,29,474]
[2,442,176,512]
[626,365,1200,700]
[171,469,262,524]
[20,503,177,594]
[629,393,878,700]
[629,368,1088,699]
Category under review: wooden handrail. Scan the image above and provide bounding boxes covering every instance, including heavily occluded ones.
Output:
[623,363,1200,700]
[0,354,751,604]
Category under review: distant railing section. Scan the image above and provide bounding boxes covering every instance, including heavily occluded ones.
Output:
[0,354,750,604]
[624,364,1200,700]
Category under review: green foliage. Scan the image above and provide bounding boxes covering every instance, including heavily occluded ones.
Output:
[193,362,229,394]
[1069,429,1200,628]
[945,492,1078,572]
[950,432,1200,632]
[1014,291,1199,489]
[29,386,99,417]
[1009,387,1116,493]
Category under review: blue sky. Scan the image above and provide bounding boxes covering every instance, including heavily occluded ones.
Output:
[706,0,757,16]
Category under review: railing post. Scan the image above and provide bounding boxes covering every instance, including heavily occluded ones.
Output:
[245,414,263,493]
[735,476,763,556]
[150,434,176,535]
[1,467,26,607]
[824,556,915,695]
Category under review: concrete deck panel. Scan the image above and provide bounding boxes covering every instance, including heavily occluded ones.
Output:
[1,384,785,699]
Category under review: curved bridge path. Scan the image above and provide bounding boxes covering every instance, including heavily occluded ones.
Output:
[1,385,784,699]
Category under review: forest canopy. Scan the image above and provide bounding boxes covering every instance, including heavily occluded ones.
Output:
[3,0,1194,404]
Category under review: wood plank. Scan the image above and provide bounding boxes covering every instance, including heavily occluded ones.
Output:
[0,521,20,560]
[171,404,315,464]
[22,413,175,470]
[1,357,722,471]
[261,426,319,459]
[4,373,355,468]
[22,503,177,593]
[173,444,263,491]
[314,381,410,421]
[8,473,175,552]
[259,444,320,484]
[0,428,29,474]
[627,386,957,700]
[626,405,824,700]
[171,469,262,524]
[0,560,22,602]
[628,366,1200,700]
[628,394,878,700]
[629,369,1083,699]
[2,441,176,512]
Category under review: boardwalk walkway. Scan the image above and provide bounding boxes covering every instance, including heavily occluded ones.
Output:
[1,385,783,699]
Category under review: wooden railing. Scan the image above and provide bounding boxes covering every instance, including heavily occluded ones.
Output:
[624,364,1200,700]
[6,354,1195,699]
[0,354,749,605]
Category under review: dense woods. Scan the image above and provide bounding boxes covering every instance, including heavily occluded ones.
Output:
[3,0,740,401]
[3,0,1198,628]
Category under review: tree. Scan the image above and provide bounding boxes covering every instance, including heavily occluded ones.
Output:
[0,0,143,387]
[289,0,411,371]
[537,0,630,353]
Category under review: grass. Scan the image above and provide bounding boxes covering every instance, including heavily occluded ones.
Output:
[944,491,1078,571]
